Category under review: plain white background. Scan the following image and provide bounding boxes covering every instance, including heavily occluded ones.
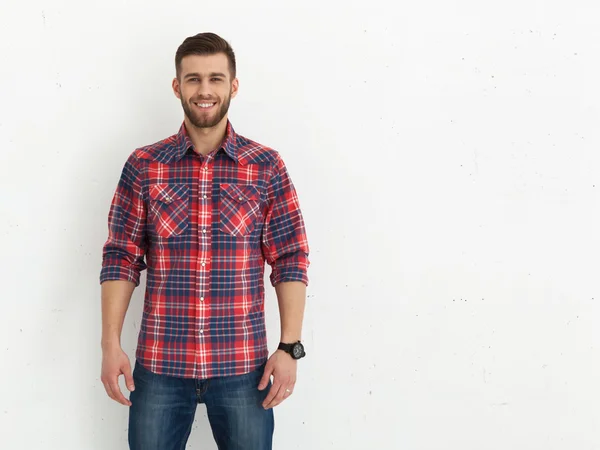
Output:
[1,1,599,449]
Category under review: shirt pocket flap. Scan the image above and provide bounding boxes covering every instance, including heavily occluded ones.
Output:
[220,184,260,203]
[149,184,189,204]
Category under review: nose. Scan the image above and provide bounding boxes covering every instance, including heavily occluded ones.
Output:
[196,79,213,98]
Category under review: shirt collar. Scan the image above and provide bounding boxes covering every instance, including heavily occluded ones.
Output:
[164,119,239,164]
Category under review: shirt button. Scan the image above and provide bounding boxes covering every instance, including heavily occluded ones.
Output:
[202,229,207,234]
[200,297,205,301]
[203,194,208,199]
[200,329,204,334]
[204,167,208,171]
[201,262,206,267]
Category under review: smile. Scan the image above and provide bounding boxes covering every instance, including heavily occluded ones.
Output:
[194,102,216,109]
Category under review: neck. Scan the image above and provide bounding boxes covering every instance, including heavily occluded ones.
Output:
[184,116,229,156]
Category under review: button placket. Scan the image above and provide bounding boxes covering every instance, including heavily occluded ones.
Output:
[196,160,212,349]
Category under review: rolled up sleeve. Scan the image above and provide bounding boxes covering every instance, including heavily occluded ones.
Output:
[261,154,310,286]
[100,153,147,286]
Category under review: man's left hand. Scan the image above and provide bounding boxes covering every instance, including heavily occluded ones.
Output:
[258,350,297,409]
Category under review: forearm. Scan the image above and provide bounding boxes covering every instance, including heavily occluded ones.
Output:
[274,281,306,342]
[101,280,136,350]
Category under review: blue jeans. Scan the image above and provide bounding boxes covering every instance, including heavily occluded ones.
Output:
[128,360,274,450]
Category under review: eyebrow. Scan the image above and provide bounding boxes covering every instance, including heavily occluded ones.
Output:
[184,72,227,79]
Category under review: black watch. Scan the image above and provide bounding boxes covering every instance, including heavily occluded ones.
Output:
[278,340,306,360]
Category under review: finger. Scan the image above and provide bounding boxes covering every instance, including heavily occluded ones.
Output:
[123,364,135,392]
[264,384,287,409]
[110,379,132,406]
[103,381,117,402]
[262,383,281,409]
[258,364,273,391]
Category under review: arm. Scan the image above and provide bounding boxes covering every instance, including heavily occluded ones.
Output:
[258,155,310,408]
[100,280,136,406]
[99,153,147,406]
[101,280,135,350]
[276,281,306,344]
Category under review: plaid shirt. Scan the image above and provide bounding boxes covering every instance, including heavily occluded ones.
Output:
[100,121,309,379]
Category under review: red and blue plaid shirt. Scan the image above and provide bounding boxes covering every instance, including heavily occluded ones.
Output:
[100,121,309,379]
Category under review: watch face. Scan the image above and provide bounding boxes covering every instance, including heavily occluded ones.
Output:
[292,343,304,359]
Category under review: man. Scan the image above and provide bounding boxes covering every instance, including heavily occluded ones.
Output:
[99,32,310,450]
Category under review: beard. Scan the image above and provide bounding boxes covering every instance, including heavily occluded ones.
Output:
[181,90,231,129]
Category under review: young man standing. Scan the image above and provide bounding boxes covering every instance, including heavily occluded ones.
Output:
[99,32,310,450]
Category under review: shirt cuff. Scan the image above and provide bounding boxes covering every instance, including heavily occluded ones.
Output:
[269,252,309,286]
[100,264,141,286]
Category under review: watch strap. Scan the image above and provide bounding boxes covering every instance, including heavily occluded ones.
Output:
[278,341,297,353]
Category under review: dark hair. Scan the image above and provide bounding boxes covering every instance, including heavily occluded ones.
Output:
[175,32,236,79]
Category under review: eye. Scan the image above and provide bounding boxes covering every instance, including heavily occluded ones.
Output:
[211,78,222,82]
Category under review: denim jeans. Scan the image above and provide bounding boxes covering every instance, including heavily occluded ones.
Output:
[128,360,274,450]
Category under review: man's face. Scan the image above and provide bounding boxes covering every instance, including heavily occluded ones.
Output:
[173,53,238,129]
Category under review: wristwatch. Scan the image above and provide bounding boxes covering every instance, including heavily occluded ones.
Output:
[278,340,306,360]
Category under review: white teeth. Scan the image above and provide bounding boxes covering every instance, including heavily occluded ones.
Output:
[195,102,215,108]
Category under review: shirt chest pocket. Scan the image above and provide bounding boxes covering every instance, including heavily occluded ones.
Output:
[148,184,190,238]
[219,184,262,237]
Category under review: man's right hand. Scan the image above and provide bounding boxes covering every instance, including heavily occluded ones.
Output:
[101,344,135,406]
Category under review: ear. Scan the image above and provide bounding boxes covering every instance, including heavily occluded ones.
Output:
[230,78,239,99]
[172,77,181,100]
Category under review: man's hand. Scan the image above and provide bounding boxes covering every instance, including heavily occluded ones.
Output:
[101,344,135,406]
[258,350,297,409]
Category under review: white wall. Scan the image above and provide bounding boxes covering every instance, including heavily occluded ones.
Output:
[1,1,599,449]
